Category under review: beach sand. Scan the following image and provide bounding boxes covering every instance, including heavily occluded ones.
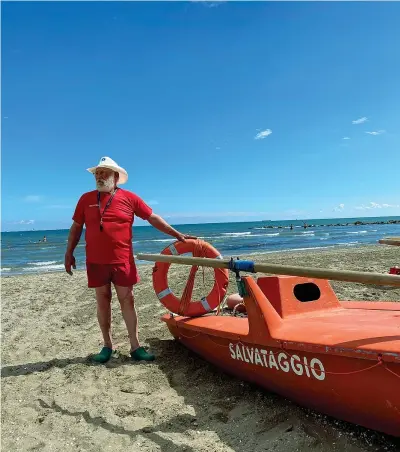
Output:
[2,244,400,452]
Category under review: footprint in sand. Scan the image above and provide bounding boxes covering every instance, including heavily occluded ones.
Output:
[119,380,150,395]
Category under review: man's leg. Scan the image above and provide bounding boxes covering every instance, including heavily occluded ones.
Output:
[115,284,155,361]
[95,284,113,349]
[87,263,114,363]
[92,284,114,363]
[114,285,139,350]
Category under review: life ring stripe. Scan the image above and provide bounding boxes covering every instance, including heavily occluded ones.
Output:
[201,297,212,312]
[168,244,178,255]
[216,254,223,259]
[157,288,172,300]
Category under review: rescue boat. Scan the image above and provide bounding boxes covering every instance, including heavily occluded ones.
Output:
[138,240,400,438]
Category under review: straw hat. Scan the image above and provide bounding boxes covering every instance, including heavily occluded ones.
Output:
[87,156,128,184]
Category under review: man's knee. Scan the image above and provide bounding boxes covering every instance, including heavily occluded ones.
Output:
[115,286,135,307]
[119,293,135,308]
[95,285,112,305]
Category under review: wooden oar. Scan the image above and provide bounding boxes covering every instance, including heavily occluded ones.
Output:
[136,253,400,287]
[378,237,400,246]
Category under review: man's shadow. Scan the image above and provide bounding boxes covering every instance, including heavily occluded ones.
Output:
[1,354,128,377]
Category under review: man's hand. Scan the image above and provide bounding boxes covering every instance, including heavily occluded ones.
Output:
[176,233,198,242]
[65,252,76,275]
[65,221,83,275]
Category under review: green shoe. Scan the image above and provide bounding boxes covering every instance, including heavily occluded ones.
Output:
[130,346,155,362]
[92,346,113,363]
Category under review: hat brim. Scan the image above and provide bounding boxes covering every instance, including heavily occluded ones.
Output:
[87,165,128,184]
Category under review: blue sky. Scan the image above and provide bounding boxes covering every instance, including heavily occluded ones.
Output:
[2,1,400,231]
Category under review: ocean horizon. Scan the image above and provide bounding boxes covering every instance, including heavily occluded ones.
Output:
[2,215,399,276]
[3,214,400,232]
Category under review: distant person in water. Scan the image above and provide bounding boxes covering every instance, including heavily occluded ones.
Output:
[43,236,47,242]
[64,157,196,363]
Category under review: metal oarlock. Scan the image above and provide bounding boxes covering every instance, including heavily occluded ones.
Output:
[229,257,249,297]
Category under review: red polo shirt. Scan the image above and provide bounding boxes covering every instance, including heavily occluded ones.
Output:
[72,188,152,264]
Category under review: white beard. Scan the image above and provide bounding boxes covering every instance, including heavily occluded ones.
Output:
[96,175,115,192]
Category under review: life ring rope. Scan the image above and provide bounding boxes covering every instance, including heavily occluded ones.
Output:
[152,239,230,317]
[179,239,209,315]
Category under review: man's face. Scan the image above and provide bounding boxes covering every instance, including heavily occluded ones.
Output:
[95,168,117,192]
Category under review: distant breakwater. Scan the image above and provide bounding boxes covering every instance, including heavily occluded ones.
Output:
[250,219,400,230]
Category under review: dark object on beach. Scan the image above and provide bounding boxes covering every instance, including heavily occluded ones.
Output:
[389,267,400,275]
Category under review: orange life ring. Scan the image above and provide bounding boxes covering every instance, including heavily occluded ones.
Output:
[152,239,229,317]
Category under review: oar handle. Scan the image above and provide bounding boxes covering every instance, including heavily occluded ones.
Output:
[136,253,400,287]
[379,237,400,246]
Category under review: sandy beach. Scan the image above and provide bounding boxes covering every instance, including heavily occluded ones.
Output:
[1,244,400,452]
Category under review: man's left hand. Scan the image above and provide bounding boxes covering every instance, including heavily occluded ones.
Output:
[177,233,197,242]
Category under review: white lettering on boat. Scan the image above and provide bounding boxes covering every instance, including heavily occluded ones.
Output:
[228,343,326,381]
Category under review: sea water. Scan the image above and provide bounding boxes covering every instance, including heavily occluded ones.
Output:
[1,216,399,276]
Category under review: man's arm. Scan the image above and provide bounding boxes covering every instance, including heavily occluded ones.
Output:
[147,213,196,242]
[65,221,84,275]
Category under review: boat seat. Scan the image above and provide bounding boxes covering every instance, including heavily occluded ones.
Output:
[256,275,342,318]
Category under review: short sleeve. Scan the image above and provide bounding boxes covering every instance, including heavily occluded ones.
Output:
[72,195,86,225]
[133,194,153,220]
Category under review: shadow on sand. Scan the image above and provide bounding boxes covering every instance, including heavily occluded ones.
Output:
[1,354,131,378]
[36,398,198,452]
[2,339,399,452]
[146,337,400,452]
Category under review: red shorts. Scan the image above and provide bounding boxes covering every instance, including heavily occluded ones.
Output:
[86,260,139,288]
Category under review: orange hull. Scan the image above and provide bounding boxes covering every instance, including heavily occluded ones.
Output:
[161,275,400,437]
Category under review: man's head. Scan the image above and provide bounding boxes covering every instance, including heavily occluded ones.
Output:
[86,157,128,191]
[95,167,119,192]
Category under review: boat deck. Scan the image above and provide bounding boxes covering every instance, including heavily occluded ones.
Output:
[274,306,400,354]
[165,302,400,358]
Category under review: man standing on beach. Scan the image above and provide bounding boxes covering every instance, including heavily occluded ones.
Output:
[64,156,195,363]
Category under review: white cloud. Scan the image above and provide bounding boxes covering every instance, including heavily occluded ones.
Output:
[355,202,399,210]
[191,0,226,7]
[24,195,42,203]
[370,202,381,208]
[342,137,350,140]
[366,130,385,136]
[352,117,368,125]
[333,203,345,212]
[9,219,35,225]
[254,129,272,140]
[204,2,224,7]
